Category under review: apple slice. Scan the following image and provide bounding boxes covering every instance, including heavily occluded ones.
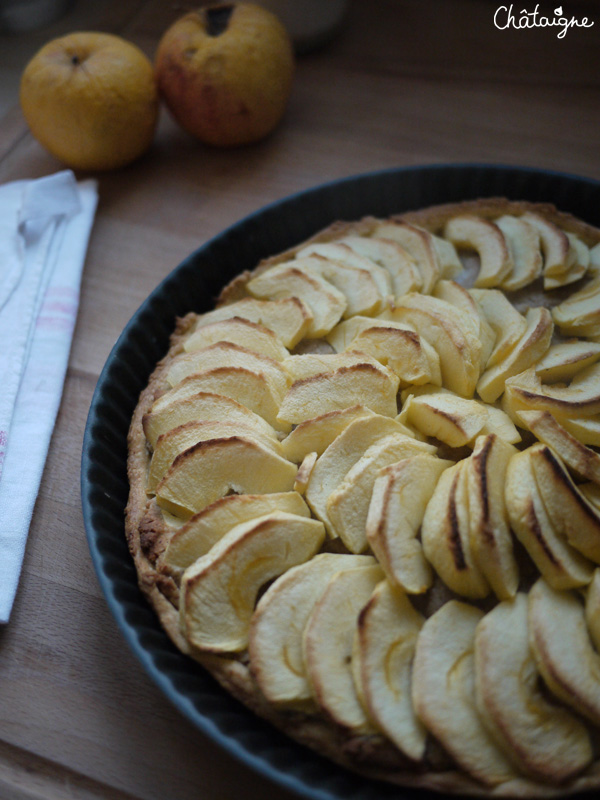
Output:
[353,580,426,761]
[528,578,600,726]
[162,491,310,574]
[553,415,600,447]
[147,419,282,493]
[156,436,298,518]
[183,316,289,361]
[280,405,375,463]
[305,414,412,534]
[503,363,600,421]
[150,366,289,434]
[192,296,312,348]
[249,553,373,707]
[382,294,481,397]
[517,410,600,485]
[325,433,435,553]
[413,600,517,786]
[295,242,393,298]
[529,443,600,563]
[282,351,391,382]
[400,389,488,447]
[366,453,451,593]
[467,434,519,601]
[476,307,553,403]
[166,341,290,398]
[432,279,495,368]
[276,363,400,425]
[421,460,490,599]
[585,568,600,651]
[287,255,384,317]
[337,235,422,295]
[535,340,600,384]
[370,222,441,293]
[544,232,590,288]
[444,215,513,288]
[143,390,280,450]
[521,211,572,287]
[294,450,317,495]
[496,215,543,291]
[247,264,347,337]
[504,449,593,589]
[469,288,527,369]
[474,593,592,783]
[303,563,384,733]
[326,315,414,351]
[179,511,325,653]
[431,234,464,278]
[552,278,600,335]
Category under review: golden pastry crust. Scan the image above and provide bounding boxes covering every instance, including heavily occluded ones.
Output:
[126,198,600,797]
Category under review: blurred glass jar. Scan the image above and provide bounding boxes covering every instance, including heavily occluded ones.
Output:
[253,0,349,52]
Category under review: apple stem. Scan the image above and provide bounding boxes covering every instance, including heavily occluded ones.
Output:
[205,4,233,36]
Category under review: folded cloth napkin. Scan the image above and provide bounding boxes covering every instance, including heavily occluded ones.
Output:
[0,170,98,623]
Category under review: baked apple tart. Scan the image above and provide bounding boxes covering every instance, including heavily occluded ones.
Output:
[126,198,600,796]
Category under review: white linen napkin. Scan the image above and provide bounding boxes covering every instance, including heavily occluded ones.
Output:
[0,170,98,623]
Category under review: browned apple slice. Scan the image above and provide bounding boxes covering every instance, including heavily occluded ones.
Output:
[476,307,553,403]
[179,511,325,653]
[348,326,442,387]
[302,563,384,733]
[444,215,513,288]
[192,296,312,348]
[371,222,441,293]
[504,449,593,589]
[544,232,590,288]
[325,433,435,553]
[249,553,373,707]
[504,363,600,421]
[338,235,422,295]
[183,316,289,361]
[467,434,519,601]
[162,492,310,574]
[433,279,495,368]
[585,568,600,651]
[521,211,572,288]
[247,264,347,337]
[295,242,393,298]
[421,460,490,599]
[413,600,518,786]
[535,340,600,384]
[474,593,592,783]
[366,453,451,593]
[528,578,600,726]
[276,363,400,425]
[529,443,600,563]
[353,580,426,761]
[552,277,600,335]
[400,389,488,447]
[496,215,542,291]
[517,410,600,485]
[165,341,290,397]
[294,451,317,495]
[282,351,391,382]
[280,405,375,463]
[155,436,298,518]
[469,288,527,369]
[326,314,415,352]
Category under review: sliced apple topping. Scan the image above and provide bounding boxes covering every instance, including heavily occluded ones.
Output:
[366,453,451,593]
[337,235,422,295]
[155,436,298,518]
[305,414,415,535]
[474,593,592,783]
[585,568,600,651]
[143,390,281,451]
[517,410,600,485]
[546,232,591,289]
[192,296,312,348]
[529,443,600,564]
[165,341,290,398]
[179,511,325,653]
[521,211,573,288]
[444,215,513,288]
[504,449,594,589]
[249,553,373,707]
[280,405,375,463]
[432,279,495,368]
[381,294,481,397]
[552,277,600,336]
[469,288,527,369]
[476,307,553,403]
[247,264,347,337]
[151,366,289,434]
[467,434,519,601]
[303,563,384,733]
[528,578,600,726]
[276,363,400,425]
[182,316,289,361]
[282,350,392,382]
[496,215,543,291]
[535,340,600,383]
[413,600,518,786]
[162,492,310,575]
[370,222,441,293]
[326,433,436,553]
[504,363,600,421]
[295,242,393,298]
[353,580,426,761]
[399,389,488,448]
[421,460,490,599]
[294,451,317,495]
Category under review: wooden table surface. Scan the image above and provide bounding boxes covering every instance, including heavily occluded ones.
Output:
[0,0,598,797]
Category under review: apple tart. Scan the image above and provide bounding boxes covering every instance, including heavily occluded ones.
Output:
[126,198,600,797]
